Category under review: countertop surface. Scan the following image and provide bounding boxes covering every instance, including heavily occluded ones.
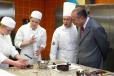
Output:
[4,61,114,76]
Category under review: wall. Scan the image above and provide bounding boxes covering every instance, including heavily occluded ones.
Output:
[13,0,44,31]
[94,0,114,72]
[95,0,114,3]
[12,0,65,59]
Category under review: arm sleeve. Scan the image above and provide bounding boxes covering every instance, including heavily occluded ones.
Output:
[14,27,23,48]
[40,29,47,48]
[10,46,19,58]
[50,29,59,60]
[7,35,19,58]
[0,53,8,64]
[94,26,110,61]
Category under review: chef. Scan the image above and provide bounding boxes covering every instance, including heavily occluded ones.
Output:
[50,2,78,63]
[15,11,47,64]
[0,16,28,69]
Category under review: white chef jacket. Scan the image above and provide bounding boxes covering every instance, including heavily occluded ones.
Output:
[0,34,19,68]
[15,23,47,64]
[50,24,78,63]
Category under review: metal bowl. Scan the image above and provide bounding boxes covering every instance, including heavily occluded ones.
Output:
[37,60,49,69]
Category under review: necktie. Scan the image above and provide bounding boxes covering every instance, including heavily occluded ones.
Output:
[80,26,84,38]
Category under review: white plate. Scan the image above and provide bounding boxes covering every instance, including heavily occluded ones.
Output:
[69,64,82,70]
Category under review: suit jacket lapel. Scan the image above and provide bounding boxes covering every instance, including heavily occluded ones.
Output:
[79,27,90,45]
[79,17,92,45]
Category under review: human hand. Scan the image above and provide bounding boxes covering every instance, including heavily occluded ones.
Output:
[34,47,44,56]
[35,50,41,56]
[14,59,28,69]
[29,35,36,44]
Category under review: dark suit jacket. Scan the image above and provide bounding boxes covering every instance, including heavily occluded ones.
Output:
[77,17,109,68]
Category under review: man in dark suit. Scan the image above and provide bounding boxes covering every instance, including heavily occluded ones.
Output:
[71,7,110,69]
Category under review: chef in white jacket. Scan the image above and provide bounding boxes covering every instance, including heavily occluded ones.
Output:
[15,11,47,64]
[50,2,78,63]
[0,16,28,69]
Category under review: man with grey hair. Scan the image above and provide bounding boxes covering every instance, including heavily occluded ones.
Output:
[71,7,110,68]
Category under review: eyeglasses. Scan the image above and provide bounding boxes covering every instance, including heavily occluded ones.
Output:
[5,27,13,33]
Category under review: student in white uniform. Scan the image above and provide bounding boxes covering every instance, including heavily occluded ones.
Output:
[50,2,78,63]
[15,11,47,64]
[0,16,28,69]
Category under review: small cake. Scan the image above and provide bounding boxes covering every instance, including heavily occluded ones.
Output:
[26,64,33,69]
[57,64,69,71]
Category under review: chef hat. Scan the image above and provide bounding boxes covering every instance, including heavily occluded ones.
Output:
[1,16,16,28]
[31,11,42,20]
[63,2,76,16]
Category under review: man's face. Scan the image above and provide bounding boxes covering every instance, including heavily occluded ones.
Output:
[71,11,82,27]
[63,16,72,28]
[30,17,40,30]
[4,26,13,35]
